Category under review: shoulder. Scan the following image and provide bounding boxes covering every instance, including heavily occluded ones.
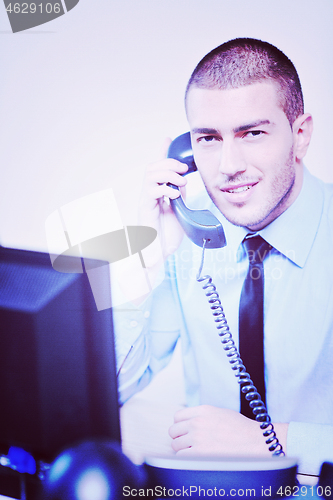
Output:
[314,177,333,247]
[320,180,333,221]
[306,170,333,220]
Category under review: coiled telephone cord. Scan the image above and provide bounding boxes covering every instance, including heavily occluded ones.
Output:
[196,239,285,457]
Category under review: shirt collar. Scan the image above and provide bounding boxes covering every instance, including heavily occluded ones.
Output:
[258,167,324,268]
[207,167,324,268]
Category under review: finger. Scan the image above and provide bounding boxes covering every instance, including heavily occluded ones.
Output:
[146,158,188,175]
[147,184,183,202]
[171,434,192,453]
[173,406,202,423]
[169,420,189,439]
[147,169,187,188]
[175,447,195,457]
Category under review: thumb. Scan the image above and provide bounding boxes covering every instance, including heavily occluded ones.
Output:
[179,185,187,201]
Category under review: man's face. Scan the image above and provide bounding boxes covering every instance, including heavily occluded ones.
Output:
[186,82,303,230]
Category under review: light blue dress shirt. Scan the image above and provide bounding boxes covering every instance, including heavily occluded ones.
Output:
[114,167,333,476]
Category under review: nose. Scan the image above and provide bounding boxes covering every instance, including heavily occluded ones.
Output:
[219,139,246,177]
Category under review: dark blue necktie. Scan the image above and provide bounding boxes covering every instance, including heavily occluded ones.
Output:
[239,235,271,419]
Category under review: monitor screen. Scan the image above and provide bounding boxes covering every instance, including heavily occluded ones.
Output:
[0,246,121,464]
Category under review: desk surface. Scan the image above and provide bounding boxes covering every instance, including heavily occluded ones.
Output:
[120,396,321,490]
[0,344,323,499]
[0,395,321,500]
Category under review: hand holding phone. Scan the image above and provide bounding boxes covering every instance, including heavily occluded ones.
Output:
[138,138,189,261]
[167,133,226,249]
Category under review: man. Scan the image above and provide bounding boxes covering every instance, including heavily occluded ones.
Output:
[115,38,333,476]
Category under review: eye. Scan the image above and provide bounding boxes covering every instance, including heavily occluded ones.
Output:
[197,135,220,144]
[243,130,264,139]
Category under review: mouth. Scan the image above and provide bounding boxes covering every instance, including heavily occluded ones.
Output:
[217,181,260,204]
[221,182,259,194]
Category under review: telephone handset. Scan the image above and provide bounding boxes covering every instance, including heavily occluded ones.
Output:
[167,132,226,249]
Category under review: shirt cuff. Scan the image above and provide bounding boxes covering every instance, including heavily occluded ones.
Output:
[287,421,333,476]
[113,295,153,370]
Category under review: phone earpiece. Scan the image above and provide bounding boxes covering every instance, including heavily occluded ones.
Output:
[167,132,197,173]
[167,132,226,249]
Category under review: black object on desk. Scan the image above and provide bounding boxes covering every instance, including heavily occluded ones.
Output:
[0,246,121,498]
[319,462,333,498]
[145,455,298,499]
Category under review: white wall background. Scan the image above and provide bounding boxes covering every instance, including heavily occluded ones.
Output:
[0,0,332,251]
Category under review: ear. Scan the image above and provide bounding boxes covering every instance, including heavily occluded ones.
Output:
[292,113,313,161]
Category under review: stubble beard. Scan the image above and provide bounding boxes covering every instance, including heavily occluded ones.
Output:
[204,146,296,230]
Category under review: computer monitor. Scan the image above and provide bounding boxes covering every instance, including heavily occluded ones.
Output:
[0,246,121,465]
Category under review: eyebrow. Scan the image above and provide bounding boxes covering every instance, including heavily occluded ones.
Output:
[233,120,271,133]
[191,120,272,136]
[191,127,220,135]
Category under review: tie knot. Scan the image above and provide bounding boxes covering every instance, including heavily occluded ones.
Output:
[243,236,272,265]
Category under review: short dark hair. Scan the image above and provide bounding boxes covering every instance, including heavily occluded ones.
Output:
[186,38,304,127]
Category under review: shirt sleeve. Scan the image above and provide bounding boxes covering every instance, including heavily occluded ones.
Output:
[287,421,333,476]
[113,257,182,404]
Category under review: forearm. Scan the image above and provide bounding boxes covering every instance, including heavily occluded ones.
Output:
[114,259,182,404]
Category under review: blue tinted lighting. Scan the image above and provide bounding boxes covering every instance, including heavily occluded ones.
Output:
[75,468,111,500]
[48,453,73,483]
